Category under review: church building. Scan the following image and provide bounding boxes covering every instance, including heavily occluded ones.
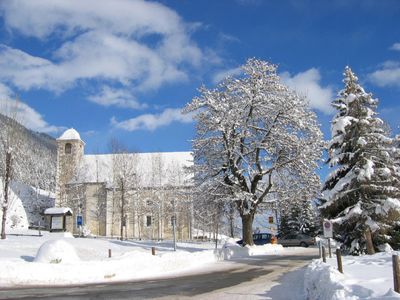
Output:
[55,128,193,240]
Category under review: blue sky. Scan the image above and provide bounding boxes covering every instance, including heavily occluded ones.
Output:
[0,0,399,162]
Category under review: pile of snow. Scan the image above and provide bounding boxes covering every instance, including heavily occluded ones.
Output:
[305,251,400,299]
[34,239,80,264]
[222,239,284,259]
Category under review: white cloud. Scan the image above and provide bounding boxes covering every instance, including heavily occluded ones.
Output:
[368,60,400,87]
[0,83,62,133]
[88,86,147,110]
[280,68,334,114]
[390,43,400,51]
[212,67,242,84]
[111,108,194,131]
[0,0,208,102]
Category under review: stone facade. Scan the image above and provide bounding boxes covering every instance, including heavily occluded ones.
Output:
[55,128,193,239]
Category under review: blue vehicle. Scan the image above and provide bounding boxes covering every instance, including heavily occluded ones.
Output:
[237,233,273,245]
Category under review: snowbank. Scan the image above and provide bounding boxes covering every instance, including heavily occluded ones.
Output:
[34,239,80,264]
[222,239,284,259]
[305,252,400,300]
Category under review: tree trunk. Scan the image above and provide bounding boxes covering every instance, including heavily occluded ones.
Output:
[1,152,12,240]
[120,181,125,241]
[241,213,255,246]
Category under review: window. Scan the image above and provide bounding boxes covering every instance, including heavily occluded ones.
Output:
[65,143,72,154]
[146,216,152,227]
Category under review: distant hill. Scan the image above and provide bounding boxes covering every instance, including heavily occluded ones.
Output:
[0,113,57,191]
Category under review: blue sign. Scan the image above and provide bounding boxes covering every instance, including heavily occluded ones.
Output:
[77,215,83,226]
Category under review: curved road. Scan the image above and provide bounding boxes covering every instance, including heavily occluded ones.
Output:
[0,248,318,299]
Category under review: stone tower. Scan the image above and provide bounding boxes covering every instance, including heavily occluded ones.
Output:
[55,128,85,207]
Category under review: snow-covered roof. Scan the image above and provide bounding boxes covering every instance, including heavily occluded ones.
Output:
[73,152,193,188]
[57,128,82,141]
[44,207,73,215]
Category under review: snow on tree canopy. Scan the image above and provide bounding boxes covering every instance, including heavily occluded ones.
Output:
[184,58,324,246]
[319,66,400,254]
[57,128,82,141]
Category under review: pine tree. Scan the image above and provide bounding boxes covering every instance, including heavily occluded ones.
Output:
[279,199,318,237]
[320,67,400,254]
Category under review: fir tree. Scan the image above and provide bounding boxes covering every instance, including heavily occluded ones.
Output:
[279,199,318,237]
[320,67,400,254]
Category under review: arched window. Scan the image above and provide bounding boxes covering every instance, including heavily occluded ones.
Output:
[65,143,72,154]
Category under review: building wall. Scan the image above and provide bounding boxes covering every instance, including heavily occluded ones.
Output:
[55,134,192,239]
[55,139,84,207]
[105,187,192,240]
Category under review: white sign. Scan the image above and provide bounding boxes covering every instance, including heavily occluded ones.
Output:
[323,219,333,238]
[51,216,63,230]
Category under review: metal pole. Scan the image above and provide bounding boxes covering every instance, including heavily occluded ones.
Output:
[322,246,326,263]
[318,241,322,258]
[172,216,177,251]
[328,238,332,258]
[38,220,41,236]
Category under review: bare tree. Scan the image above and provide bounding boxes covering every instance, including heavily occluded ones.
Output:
[0,99,21,239]
[110,139,137,240]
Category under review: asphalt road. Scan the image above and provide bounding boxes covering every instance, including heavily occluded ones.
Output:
[0,248,318,300]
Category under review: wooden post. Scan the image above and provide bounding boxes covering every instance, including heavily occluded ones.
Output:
[108,249,112,258]
[393,255,400,293]
[151,247,156,256]
[318,241,322,258]
[322,246,326,263]
[336,249,343,273]
[328,238,332,258]
[365,229,375,255]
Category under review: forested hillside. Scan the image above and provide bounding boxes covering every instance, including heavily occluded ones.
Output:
[0,113,57,192]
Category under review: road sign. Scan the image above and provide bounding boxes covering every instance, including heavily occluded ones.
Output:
[77,215,83,227]
[323,219,333,238]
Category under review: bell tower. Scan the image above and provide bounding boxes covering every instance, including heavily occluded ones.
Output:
[55,128,85,207]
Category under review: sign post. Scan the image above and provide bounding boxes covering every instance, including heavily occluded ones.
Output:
[323,219,333,258]
[77,215,83,237]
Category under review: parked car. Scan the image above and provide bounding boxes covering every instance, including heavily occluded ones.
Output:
[237,233,273,245]
[278,233,315,247]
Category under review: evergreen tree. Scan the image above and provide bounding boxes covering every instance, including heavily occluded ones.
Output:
[278,199,318,237]
[320,67,400,254]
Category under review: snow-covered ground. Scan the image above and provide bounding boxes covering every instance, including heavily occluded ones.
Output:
[305,250,400,300]
[0,230,284,287]
[3,229,400,300]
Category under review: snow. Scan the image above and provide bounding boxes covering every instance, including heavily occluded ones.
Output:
[57,128,82,141]
[0,180,29,230]
[0,230,290,287]
[357,159,374,181]
[44,207,73,215]
[34,239,80,263]
[304,251,400,300]
[332,116,356,135]
[222,241,284,259]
